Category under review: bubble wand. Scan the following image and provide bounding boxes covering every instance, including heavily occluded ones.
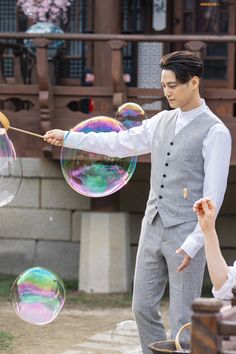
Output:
[0,112,45,139]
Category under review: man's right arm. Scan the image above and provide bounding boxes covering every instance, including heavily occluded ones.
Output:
[44,111,163,158]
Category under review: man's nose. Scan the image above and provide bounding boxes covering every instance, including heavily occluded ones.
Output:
[164,87,172,97]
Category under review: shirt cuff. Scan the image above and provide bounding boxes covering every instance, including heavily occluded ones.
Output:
[181,237,204,258]
[212,279,233,300]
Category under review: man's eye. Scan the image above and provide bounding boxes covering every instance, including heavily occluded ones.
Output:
[169,85,177,88]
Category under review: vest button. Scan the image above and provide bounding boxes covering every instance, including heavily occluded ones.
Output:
[167,152,170,156]
[163,174,166,178]
[165,163,169,166]
[159,196,163,199]
[161,185,164,188]
[170,142,174,145]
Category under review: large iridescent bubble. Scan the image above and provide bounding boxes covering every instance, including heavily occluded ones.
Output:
[0,129,22,206]
[61,116,137,197]
[115,102,147,129]
[11,267,66,325]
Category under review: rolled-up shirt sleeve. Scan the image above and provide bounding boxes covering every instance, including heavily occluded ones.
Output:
[212,262,236,300]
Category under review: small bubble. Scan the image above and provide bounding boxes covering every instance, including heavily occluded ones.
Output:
[11,267,66,325]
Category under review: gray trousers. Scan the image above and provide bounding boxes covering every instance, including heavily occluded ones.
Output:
[132,214,206,354]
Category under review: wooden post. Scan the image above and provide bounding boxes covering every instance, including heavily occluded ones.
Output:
[13,48,24,84]
[0,46,6,84]
[93,0,122,114]
[92,0,122,211]
[108,39,128,110]
[34,38,54,157]
[191,297,223,354]
[231,286,236,307]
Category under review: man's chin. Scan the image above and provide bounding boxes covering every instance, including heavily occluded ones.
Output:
[168,101,178,108]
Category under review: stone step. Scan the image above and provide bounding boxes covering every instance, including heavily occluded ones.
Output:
[61,320,142,354]
[89,331,140,345]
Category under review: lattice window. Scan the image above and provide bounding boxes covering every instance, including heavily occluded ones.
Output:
[0,0,16,77]
[183,0,229,80]
[122,0,145,86]
[60,0,90,80]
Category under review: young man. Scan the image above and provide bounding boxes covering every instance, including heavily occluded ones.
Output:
[194,198,235,301]
[44,51,231,354]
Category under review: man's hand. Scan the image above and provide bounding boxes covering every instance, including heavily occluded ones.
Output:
[44,129,64,146]
[176,248,191,272]
[193,197,216,232]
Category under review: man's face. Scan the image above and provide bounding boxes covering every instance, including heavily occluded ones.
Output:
[161,70,194,111]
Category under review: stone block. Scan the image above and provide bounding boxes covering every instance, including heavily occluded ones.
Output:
[21,157,62,178]
[79,212,131,293]
[130,213,142,244]
[34,240,79,280]
[72,211,82,242]
[6,178,40,208]
[0,208,71,240]
[131,245,138,285]
[41,179,90,210]
[0,239,35,274]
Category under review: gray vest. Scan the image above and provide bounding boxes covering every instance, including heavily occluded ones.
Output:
[145,109,220,227]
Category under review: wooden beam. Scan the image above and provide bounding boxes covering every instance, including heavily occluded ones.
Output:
[1,33,236,43]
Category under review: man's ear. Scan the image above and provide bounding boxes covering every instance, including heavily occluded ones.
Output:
[191,76,200,89]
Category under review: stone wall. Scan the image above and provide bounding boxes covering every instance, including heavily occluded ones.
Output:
[0,158,149,283]
[0,157,235,291]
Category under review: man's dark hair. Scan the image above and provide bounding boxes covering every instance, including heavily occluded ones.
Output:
[160,51,204,84]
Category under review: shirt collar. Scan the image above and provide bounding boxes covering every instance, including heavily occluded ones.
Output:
[178,99,206,119]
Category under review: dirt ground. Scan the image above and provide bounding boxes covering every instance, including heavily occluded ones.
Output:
[0,302,134,354]
[0,300,169,354]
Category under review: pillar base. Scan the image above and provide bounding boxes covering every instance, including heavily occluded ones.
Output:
[79,212,131,293]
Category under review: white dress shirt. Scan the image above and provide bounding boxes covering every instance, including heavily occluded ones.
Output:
[64,99,232,258]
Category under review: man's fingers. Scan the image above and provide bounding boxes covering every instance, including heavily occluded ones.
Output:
[177,257,191,272]
[45,138,62,146]
[176,249,191,272]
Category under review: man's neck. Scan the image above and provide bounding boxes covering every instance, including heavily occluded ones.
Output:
[180,96,202,112]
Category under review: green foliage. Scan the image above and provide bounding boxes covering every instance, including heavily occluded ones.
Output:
[0,274,133,309]
[66,291,133,308]
[0,275,16,300]
[0,331,14,351]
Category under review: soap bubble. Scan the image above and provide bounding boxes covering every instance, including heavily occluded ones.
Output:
[61,116,137,197]
[11,267,66,325]
[0,129,22,206]
[115,102,147,130]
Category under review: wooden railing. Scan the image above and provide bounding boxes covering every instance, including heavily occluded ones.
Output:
[0,33,235,161]
[191,287,236,354]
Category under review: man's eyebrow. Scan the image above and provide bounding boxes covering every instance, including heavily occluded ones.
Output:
[160,81,177,85]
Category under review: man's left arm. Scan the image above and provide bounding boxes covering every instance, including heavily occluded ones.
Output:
[176,124,232,271]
